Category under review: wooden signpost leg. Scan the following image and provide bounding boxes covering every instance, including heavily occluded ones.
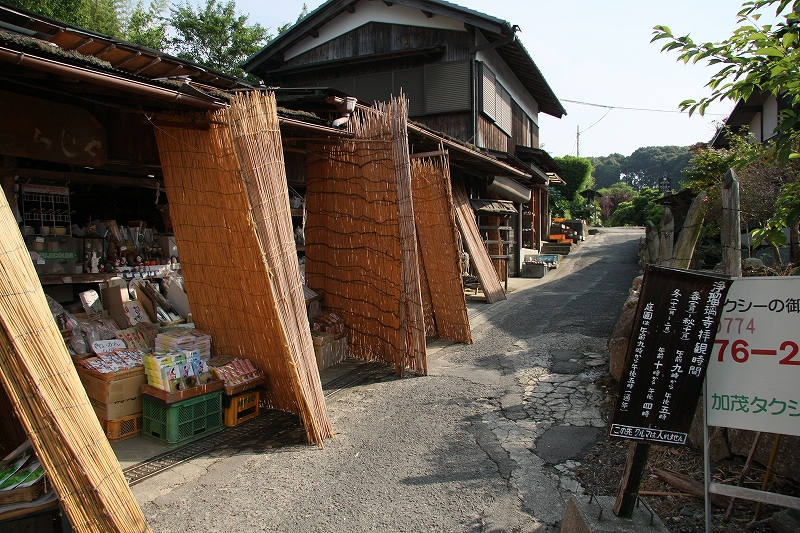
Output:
[614,441,651,518]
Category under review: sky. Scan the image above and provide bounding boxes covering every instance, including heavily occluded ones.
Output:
[234,0,760,159]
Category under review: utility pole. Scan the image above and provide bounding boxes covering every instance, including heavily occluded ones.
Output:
[576,125,581,157]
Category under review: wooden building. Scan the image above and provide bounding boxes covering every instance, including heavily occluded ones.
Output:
[243,0,567,275]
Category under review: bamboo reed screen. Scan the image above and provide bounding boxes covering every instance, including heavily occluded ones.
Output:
[410,156,473,344]
[305,97,427,376]
[0,195,151,532]
[152,94,332,445]
[452,182,506,303]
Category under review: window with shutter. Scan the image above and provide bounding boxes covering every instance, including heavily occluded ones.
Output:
[355,73,393,107]
[425,60,470,114]
[394,68,425,117]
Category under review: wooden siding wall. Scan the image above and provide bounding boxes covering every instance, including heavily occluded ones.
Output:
[512,103,539,150]
[283,22,472,74]
[421,112,471,143]
[478,115,508,153]
[284,150,307,186]
[87,103,161,166]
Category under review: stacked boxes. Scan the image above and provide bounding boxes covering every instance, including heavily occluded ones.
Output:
[142,350,212,392]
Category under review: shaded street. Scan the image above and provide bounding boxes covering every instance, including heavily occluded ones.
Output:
[132,227,643,533]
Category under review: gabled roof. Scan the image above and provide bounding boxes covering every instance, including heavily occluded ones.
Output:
[242,0,565,118]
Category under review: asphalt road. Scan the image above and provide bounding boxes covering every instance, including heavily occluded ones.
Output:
[132,227,643,533]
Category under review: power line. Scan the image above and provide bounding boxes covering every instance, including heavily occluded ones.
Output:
[561,98,728,116]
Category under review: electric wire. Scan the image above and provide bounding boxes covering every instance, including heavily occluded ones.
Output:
[561,98,728,116]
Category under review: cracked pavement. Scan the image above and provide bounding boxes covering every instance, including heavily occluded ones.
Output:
[131,227,642,532]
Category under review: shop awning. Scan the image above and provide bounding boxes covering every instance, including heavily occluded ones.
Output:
[469,199,518,215]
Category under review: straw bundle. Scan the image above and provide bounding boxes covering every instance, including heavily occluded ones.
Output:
[226,91,332,443]
[452,182,506,303]
[0,193,150,531]
[305,97,427,376]
[410,156,472,344]
[152,98,332,445]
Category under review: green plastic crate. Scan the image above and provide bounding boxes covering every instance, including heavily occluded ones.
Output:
[141,390,223,447]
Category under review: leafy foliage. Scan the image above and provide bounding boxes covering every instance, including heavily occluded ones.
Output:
[652,0,800,163]
[123,0,168,50]
[169,0,271,78]
[589,153,626,189]
[607,187,664,227]
[621,145,693,191]
[597,182,636,222]
[553,156,594,202]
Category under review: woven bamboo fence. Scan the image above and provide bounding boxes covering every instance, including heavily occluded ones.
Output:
[0,194,150,532]
[152,94,332,445]
[305,97,427,376]
[410,156,472,344]
[452,182,506,303]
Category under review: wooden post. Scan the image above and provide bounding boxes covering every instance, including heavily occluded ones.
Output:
[645,220,658,267]
[658,207,674,266]
[721,169,742,277]
[614,441,651,517]
[670,190,707,269]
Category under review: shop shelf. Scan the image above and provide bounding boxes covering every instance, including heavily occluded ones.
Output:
[141,390,223,447]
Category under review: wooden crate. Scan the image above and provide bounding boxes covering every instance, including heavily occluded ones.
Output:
[223,390,260,427]
[100,413,143,442]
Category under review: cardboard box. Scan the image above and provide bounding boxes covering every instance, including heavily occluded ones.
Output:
[314,336,347,370]
[159,236,178,260]
[77,367,147,420]
[311,331,334,346]
[101,285,131,329]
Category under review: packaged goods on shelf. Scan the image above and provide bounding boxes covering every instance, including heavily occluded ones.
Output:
[143,350,212,392]
[78,348,144,374]
[208,356,264,394]
[311,311,345,334]
[154,328,211,359]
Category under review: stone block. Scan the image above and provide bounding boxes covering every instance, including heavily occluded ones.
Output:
[560,495,669,533]
[607,337,629,381]
[728,429,800,483]
[687,397,731,461]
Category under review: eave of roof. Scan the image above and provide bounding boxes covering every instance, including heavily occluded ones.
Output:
[242,0,565,117]
[0,3,252,92]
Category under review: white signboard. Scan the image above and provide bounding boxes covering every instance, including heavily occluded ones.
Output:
[707,277,800,436]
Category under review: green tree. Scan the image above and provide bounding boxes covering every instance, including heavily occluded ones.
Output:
[621,145,692,191]
[168,0,271,78]
[123,0,168,50]
[597,181,636,222]
[589,153,626,189]
[607,187,664,227]
[653,0,800,163]
[6,0,122,34]
[553,155,593,203]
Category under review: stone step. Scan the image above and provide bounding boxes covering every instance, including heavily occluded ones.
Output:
[541,243,573,255]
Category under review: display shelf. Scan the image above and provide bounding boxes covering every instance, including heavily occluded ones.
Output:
[38,273,116,286]
[21,184,71,235]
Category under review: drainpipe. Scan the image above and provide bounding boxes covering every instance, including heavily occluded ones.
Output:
[0,46,226,109]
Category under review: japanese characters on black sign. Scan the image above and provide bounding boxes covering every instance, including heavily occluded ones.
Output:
[610,266,733,445]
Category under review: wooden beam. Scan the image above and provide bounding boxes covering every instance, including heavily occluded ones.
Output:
[345,4,355,13]
[422,10,434,18]
[721,169,742,277]
[614,442,650,518]
[307,28,319,38]
[410,150,447,159]
[15,168,162,189]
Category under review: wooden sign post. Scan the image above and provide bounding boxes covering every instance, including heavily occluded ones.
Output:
[609,266,733,517]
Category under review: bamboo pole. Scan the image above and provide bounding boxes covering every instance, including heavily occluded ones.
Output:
[670,191,707,270]
[0,190,150,532]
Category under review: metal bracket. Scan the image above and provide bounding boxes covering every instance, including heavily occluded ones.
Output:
[636,496,655,526]
[588,493,604,521]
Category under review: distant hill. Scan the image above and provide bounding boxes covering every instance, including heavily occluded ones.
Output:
[589,146,693,191]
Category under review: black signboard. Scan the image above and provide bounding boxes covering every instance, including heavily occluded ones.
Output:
[610,266,733,445]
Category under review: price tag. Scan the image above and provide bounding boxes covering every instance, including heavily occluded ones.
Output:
[91,339,126,354]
